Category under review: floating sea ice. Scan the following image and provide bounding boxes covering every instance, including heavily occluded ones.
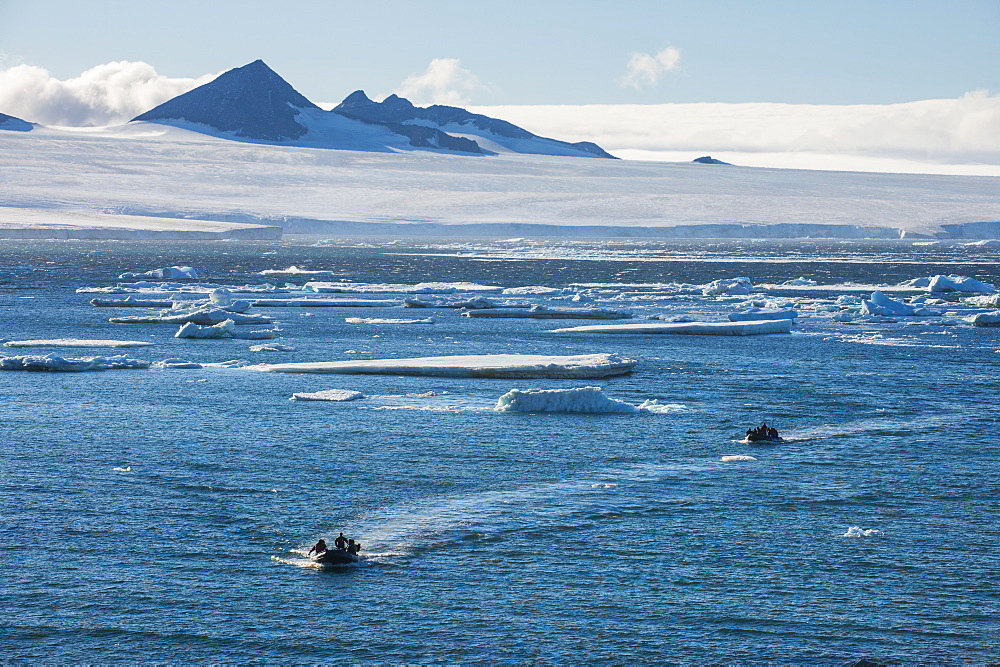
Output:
[463,306,630,319]
[721,455,758,462]
[254,353,637,379]
[591,483,618,489]
[174,320,279,339]
[728,307,798,322]
[860,291,940,317]
[502,286,565,295]
[968,311,1000,327]
[112,466,131,472]
[111,307,273,325]
[90,296,173,307]
[703,277,754,296]
[843,526,884,538]
[783,277,817,286]
[303,281,501,294]
[403,296,516,309]
[119,266,198,280]
[495,386,641,413]
[0,353,149,371]
[345,317,434,324]
[249,343,296,352]
[290,389,365,401]
[153,358,203,369]
[963,294,1000,307]
[551,319,793,336]
[927,275,997,293]
[3,338,154,348]
[251,298,400,307]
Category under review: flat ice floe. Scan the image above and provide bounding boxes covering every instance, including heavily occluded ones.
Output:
[290,389,365,401]
[3,338,154,348]
[0,353,149,371]
[303,281,501,294]
[345,317,434,324]
[250,298,400,307]
[495,386,657,413]
[463,306,631,319]
[551,319,793,335]
[253,353,637,379]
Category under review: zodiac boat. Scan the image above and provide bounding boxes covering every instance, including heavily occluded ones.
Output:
[310,549,360,565]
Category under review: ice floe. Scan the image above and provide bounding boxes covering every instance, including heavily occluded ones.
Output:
[551,319,793,336]
[290,389,365,401]
[901,274,996,293]
[153,358,204,369]
[403,296,525,309]
[253,353,637,379]
[0,353,149,371]
[345,317,433,324]
[249,343,297,352]
[174,320,279,339]
[968,311,1000,327]
[728,307,798,321]
[703,277,754,296]
[110,306,273,325]
[859,291,939,317]
[843,526,884,538]
[304,281,501,294]
[463,306,631,319]
[118,266,199,280]
[250,298,400,307]
[90,296,174,307]
[721,455,758,462]
[495,386,646,414]
[3,338,154,348]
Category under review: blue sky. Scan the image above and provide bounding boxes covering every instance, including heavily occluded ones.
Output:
[1,0,998,106]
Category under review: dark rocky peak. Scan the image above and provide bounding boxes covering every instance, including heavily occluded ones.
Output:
[0,112,33,132]
[693,155,731,165]
[131,59,319,142]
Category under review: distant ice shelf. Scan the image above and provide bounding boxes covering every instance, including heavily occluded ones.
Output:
[252,353,637,379]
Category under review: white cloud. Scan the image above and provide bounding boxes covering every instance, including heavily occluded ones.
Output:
[0,61,215,126]
[619,47,681,90]
[470,91,1000,175]
[395,58,488,106]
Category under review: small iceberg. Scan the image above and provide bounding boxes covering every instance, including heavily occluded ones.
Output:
[110,307,273,325]
[494,386,644,414]
[860,291,938,317]
[174,320,278,339]
[290,389,364,401]
[153,358,204,369]
[968,311,1000,327]
[721,455,758,462]
[119,266,199,280]
[843,526,884,538]
[250,298,400,307]
[703,277,754,296]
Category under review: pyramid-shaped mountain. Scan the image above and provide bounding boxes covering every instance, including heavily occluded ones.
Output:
[132,60,319,142]
[130,60,613,158]
[0,112,33,132]
[334,91,615,159]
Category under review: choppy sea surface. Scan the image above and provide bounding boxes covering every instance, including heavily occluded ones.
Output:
[2,238,999,664]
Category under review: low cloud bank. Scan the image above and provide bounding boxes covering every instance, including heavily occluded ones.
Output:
[0,61,213,126]
[473,92,1000,174]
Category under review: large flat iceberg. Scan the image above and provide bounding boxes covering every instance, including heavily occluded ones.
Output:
[463,306,631,319]
[253,353,637,379]
[551,320,793,336]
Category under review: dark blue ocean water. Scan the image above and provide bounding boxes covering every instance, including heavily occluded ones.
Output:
[1,239,999,664]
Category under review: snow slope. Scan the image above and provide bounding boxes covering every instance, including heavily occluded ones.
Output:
[1,121,999,239]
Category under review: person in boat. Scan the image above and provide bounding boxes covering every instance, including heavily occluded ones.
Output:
[346,539,362,555]
[767,426,780,439]
[334,533,348,551]
[308,538,328,556]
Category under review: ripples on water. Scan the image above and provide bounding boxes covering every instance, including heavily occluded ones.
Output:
[1,239,999,663]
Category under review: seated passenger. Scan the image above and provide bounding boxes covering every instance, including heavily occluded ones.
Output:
[346,539,361,555]
[308,539,328,555]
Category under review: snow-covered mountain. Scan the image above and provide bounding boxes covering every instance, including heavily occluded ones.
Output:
[1,112,33,132]
[129,60,612,157]
[333,91,615,158]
